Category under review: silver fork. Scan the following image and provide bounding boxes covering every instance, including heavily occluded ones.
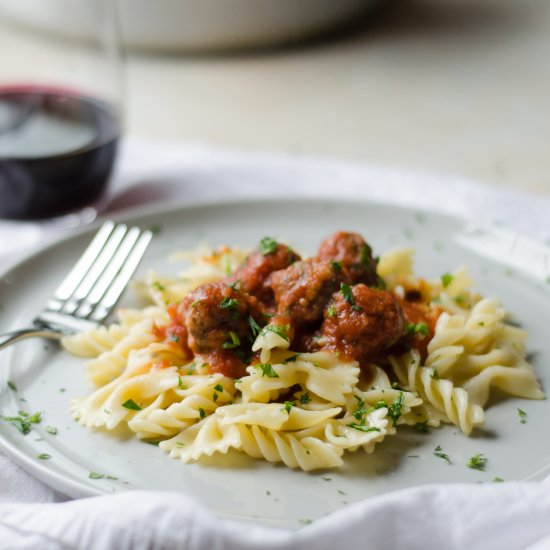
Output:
[0,221,153,351]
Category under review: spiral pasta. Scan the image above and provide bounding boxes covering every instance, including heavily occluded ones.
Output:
[64,241,544,472]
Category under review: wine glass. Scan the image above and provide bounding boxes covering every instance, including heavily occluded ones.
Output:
[0,0,122,223]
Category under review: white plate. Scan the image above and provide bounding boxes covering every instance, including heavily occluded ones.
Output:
[1,198,550,529]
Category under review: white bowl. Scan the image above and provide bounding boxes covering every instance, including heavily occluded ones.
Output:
[0,0,377,52]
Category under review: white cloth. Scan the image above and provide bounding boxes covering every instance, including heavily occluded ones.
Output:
[1,140,550,549]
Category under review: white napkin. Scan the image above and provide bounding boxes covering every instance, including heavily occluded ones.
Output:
[1,139,550,549]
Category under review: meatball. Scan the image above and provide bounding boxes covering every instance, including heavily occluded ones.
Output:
[320,284,405,364]
[229,240,300,304]
[181,281,262,355]
[269,258,351,327]
[317,231,378,286]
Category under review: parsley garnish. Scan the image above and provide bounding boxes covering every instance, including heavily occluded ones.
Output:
[151,281,166,291]
[414,420,429,433]
[259,237,278,255]
[170,334,180,343]
[248,315,263,338]
[517,408,527,424]
[37,453,51,460]
[467,453,487,471]
[198,407,206,419]
[283,354,300,363]
[330,260,342,271]
[186,363,196,375]
[430,368,440,380]
[441,273,454,288]
[228,279,241,291]
[360,243,372,265]
[222,331,241,349]
[405,322,429,337]
[220,297,239,310]
[347,423,381,433]
[45,425,58,435]
[257,364,279,378]
[121,399,142,411]
[299,393,312,404]
[387,392,405,427]
[260,324,290,342]
[434,445,452,464]
[327,306,337,318]
[493,476,504,482]
[89,472,118,480]
[214,384,223,392]
[340,283,362,312]
[213,392,219,402]
[7,380,17,391]
[283,401,293,414]
[1,410,42,435]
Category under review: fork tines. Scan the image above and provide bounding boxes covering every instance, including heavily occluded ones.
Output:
[42,221,153,331]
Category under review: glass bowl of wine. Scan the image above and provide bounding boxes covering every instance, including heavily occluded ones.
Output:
[0,1,122,222]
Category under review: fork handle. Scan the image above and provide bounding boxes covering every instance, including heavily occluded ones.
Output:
[0,328,64,351]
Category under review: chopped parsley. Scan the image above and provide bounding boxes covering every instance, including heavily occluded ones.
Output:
[330,260,343,271]
[282,401,293,414]
[517,408,527,424]
[186,363,196,375]
[170,334,180,343]
[434,445,452,464]
[121,399,142,411]
[37,453,51,460]
[222,331,241,349]
[260,324,290,342]
[89,471,118,480]
[283,354,300,363]
[405,322,429,338]
[441,273,454,288]
[414,420,429,433]
[299,393,312,404]
[387,392,405,427]
[213,392,219,402]
[327,306,337,318]
[340,283,362,312]
[7,380,17,391]
[430,368,440,380]
[467,453,488,471]
[259,237,278,255]
[1,410,42,435]
[214,384,224,392]
[151,281,166,292]
[228,279,241,291]
[347,423,381,433]
[360,243,372,265]
[248,315,263,338]
[220,297,239,310]
[299,518,313,525]
[45,425,58,435]
[198,407,206,419]
[257,363,279,378]
[493,477,505,482]
[178,375,185,389]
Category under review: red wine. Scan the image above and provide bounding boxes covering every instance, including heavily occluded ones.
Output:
[0,87,120,220]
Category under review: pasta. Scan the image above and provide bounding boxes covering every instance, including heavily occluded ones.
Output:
[64,233,544,472]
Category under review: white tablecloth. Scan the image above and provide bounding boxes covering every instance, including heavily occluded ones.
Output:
[1,140,550,549]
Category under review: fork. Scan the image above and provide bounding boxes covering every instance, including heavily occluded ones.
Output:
[0,221,153,351]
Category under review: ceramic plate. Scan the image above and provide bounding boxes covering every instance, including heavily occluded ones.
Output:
[1,198,549,529]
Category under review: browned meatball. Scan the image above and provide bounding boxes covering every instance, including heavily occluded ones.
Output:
[269,258,351,327]
[320,284,405,364]
[181,281,262,355]
[317,231,379,286]
[229,239,301,304]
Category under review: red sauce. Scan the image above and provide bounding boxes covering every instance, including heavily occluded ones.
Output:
[153,303,192,357]
[206,350,246,379]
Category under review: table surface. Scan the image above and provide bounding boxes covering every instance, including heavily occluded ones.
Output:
[1,0,549,194]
